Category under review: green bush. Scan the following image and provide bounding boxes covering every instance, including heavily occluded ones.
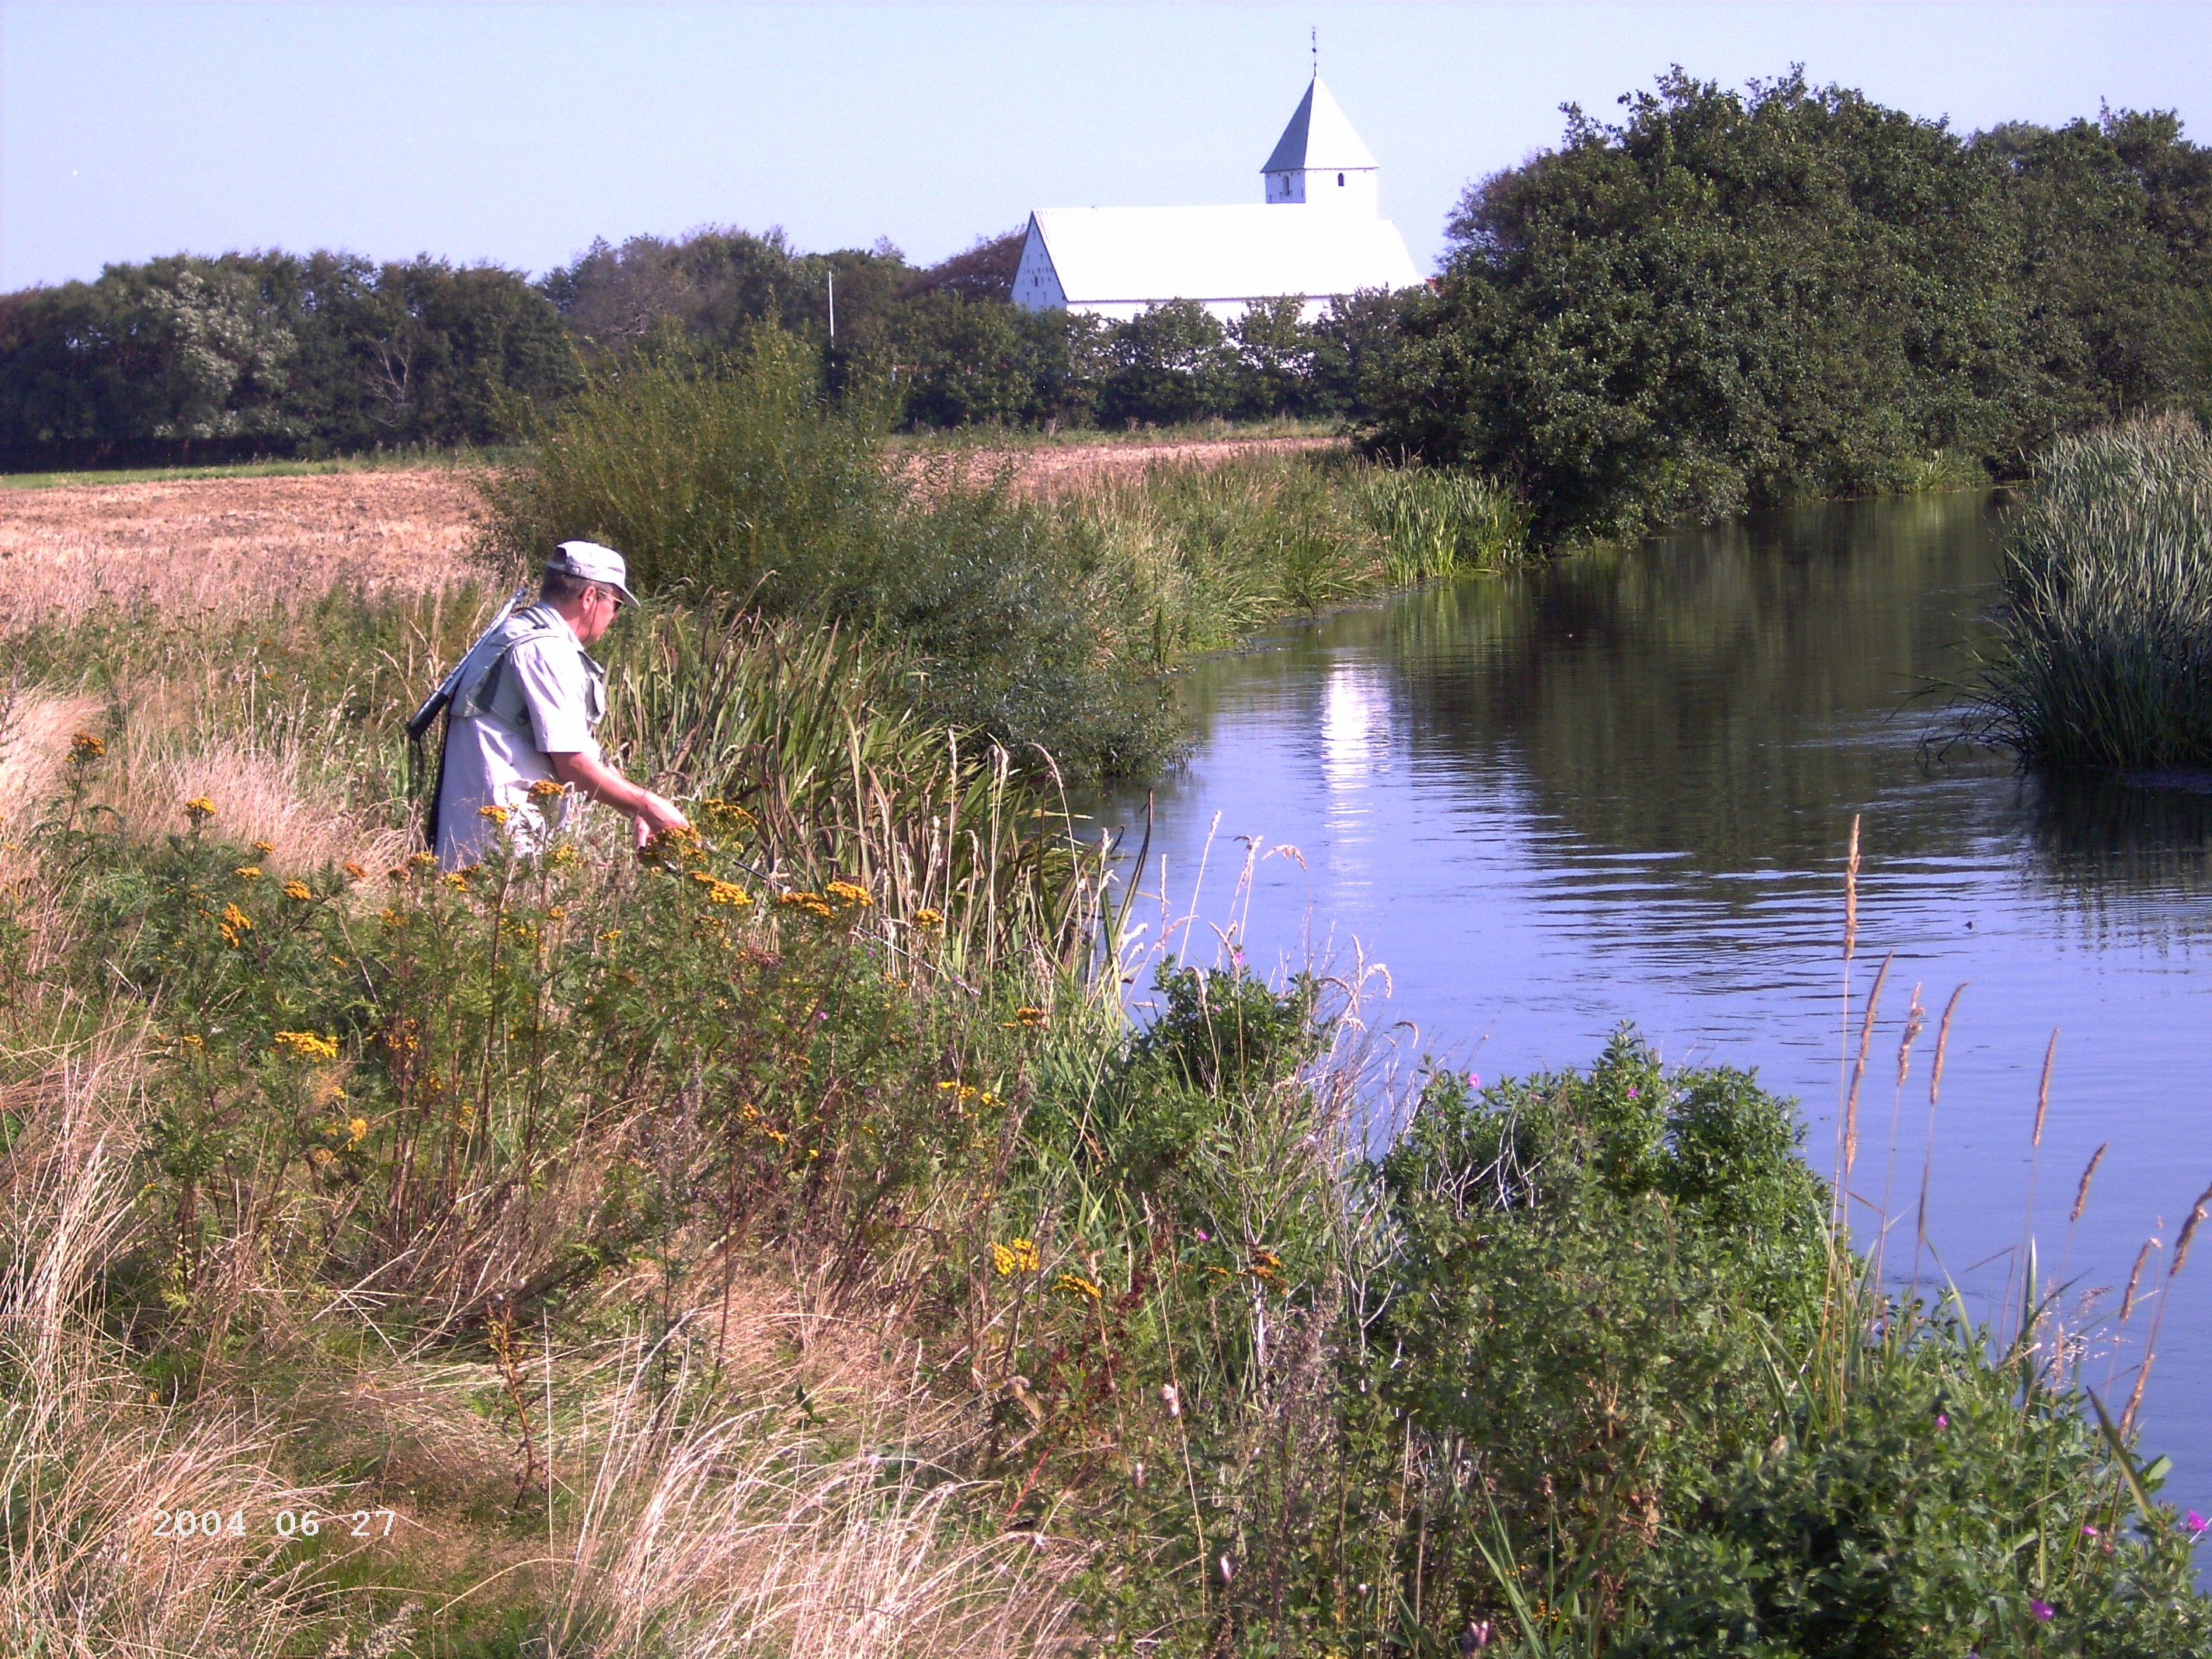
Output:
[1099,301,1240,429]
[1349,1031,1833,1633]
[1624,1325,2211,1657]
[478,330,885,605]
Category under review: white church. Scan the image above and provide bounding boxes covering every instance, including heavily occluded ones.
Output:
[1010,75,1425,324]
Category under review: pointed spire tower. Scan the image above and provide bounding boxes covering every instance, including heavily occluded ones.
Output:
[1261,75,1380,213]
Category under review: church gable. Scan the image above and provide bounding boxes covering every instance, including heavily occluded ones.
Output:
[1012,217,1066,310]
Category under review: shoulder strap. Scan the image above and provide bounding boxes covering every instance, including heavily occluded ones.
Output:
[450,604,575,722]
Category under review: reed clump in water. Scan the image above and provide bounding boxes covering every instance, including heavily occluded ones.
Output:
[1967,413,2212,767]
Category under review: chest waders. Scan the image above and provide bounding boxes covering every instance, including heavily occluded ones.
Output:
[405,587,576,854]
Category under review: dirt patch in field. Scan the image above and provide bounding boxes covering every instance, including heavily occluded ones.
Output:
[915,433,1344,496]
[0,468,491,635]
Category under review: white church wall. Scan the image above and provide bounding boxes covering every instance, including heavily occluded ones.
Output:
[1264,166,1379,216]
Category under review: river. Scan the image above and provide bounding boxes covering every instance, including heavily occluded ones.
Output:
[1090,489,2212,1522]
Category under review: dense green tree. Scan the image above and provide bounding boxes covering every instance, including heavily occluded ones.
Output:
[1360,71,2212,544]
[541,228,909,367]
[889,295,1104,427]
[0,257,300,457]
[1362,71,2040,541]
[1097,299,1239,427]
[1309,287,1417,418]
[899,228,1025,302]
[1226,294,1316,418]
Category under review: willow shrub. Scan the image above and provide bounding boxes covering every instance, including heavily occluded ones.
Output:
[1968,413,2212,767]
[1331,1033,1835,1640]
[482,332,1175,778]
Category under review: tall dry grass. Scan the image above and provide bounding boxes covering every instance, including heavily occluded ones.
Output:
[0,1035,342,1657]
[545,1334,1077,1659]
[0,1021,1076,1657]
[0,686,412,879]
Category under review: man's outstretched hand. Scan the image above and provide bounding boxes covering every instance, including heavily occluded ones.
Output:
[633,792,691,847]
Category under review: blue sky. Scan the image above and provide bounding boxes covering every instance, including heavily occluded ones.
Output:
[4,2,2207,292]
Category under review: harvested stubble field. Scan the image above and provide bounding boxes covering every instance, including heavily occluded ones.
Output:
[0,437,1347,623]
[948,433,1342,496]
[0,468,488,630]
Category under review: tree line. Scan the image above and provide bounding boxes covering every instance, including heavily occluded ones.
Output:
[0,251,580,468]
[0,227,1386,471]
[4,68,2207,546]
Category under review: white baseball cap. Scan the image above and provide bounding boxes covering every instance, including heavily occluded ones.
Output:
[547,540,639,608]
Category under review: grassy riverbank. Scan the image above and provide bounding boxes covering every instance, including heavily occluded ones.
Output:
[1967,414,2212,768]
[3,533,2209,1654]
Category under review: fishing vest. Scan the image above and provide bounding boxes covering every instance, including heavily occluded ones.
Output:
[447,601,607,729]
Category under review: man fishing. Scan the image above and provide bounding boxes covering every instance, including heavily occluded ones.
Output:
[421,540,690,868]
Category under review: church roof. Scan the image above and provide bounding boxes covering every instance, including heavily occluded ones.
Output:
[1026,205,1421,307]
[1261,75,1378,174]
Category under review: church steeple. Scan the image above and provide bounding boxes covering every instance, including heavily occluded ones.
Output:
[1261,75,1379,213]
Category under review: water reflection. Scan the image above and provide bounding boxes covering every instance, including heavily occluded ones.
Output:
[2027,768,2212,890]
[1087,489,2212,1529]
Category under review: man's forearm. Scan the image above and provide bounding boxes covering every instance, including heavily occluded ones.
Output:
[548,750,656,815]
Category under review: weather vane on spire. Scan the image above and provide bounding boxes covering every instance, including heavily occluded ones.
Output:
[1311,26,1318,75]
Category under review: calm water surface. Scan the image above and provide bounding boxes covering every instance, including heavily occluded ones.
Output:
[1090,491,2212,1518]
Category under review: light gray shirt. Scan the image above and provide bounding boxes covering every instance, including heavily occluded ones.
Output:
[436,611,606,867]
